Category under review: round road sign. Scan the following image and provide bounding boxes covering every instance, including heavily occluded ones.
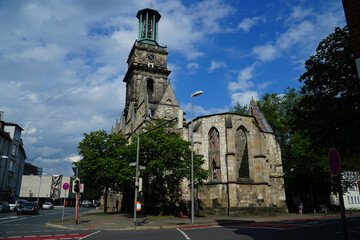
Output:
[63,183,70,191]
[328,148,340,176]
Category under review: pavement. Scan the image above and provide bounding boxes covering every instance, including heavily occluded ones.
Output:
[45,209,360,231]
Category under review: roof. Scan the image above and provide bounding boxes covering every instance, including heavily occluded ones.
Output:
[136,8,161,21]
[3,122,24,131]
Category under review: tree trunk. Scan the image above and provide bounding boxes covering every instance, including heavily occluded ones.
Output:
[104,187,108,213]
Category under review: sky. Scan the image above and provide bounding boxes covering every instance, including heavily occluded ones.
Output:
[0,0,346,177]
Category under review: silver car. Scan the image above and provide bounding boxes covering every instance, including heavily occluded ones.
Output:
[42,202,54,210]
[0,201,11,213]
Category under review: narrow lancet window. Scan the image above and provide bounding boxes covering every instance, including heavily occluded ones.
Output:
[236,127,249,178]
[209,127,221,180]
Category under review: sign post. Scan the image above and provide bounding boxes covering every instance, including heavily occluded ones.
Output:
[329,148,348,240]
[62,183,69,222]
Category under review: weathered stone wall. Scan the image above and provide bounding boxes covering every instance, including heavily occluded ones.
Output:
[180,113,287,215]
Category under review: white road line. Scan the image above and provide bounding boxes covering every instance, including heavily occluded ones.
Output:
[0,217,29,224]
[78,231,101,240]
[177,228,191,240]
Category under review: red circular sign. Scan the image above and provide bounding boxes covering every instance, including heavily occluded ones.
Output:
[328,148,340,176]
[63,183,70,190]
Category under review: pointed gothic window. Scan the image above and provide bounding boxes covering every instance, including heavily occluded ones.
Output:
[209,127,221,180]
[235,127,249,178]
[146,78,154,102]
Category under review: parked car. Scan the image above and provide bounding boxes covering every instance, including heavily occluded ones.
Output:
[81,200,92,208]
[93,201,100,207]
[0,201,11,213]
[9,199,28,212]
[42,202,54,210]
[17,202,39,215]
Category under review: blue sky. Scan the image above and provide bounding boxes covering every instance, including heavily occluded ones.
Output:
[0,0,346,176]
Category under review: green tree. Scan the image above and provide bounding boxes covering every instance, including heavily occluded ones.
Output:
[76,130,130,212]
[128,121,208,215]
[255,89,331,210]
[295,26,360,172]
[233,103,248,114]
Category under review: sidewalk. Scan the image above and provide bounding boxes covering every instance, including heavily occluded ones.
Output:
[46,209,358,231]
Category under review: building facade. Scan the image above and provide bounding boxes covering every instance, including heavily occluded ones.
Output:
[0,111,26,202]
[112,8,287,215]
[19,175,76,206]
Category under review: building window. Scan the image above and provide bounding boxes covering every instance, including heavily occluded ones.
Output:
[235,127,249,178]
[11,144,17,156]
[146,78,154,102]
[7,176,12,187]
[8,160,15,172]
[348,196,350,204]
[14,128,20,140]
[209,127,221,180]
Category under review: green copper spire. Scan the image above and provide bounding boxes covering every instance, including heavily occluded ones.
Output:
[136,8,161,45]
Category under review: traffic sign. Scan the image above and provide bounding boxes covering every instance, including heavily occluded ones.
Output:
[63,182,70,191]
[80,183,84,193]
[329,148,340,176]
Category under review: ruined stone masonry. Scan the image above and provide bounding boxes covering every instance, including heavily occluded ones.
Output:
[112,7,287,215]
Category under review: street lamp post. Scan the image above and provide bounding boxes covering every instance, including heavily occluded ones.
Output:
[190,90,203,224]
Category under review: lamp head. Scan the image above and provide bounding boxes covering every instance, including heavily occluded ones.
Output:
[191,91,203,97]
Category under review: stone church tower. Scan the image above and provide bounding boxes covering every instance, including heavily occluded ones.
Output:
[113,7,287,215]
[112,8,181,135]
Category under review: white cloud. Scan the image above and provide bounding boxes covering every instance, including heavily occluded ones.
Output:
[286,6,312,23]
[276,21,314,50]
[238,16,266,32]
[231,91,259,107]
[252,44,279,62]
[158,0,235,59]
[186,62,199,75]
[208,60,227,73]
[181,103,229,119]
[228,63,259,92]
[251,2,345,63]
[64,154,82,163]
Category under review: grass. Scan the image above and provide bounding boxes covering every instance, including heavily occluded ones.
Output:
[96,212,110,216]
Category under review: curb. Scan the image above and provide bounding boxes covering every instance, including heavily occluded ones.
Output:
[45,213,360,231]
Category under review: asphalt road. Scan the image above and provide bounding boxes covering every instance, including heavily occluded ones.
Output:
[0,207,95,239]
[84,215,360,240]
[0,210,359,240]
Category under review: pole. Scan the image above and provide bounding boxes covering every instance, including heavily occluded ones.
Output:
[191,95,194,224]
[134,129,140,226]
[337,173,348,240]
[36,176,42,204]
[75,192,79,224]
[62,189,66,222]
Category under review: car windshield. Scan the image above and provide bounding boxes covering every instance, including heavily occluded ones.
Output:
[44,203,51,205]
[0,201,5,205]
[23,203,35,207]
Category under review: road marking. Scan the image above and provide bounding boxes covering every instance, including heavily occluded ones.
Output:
[177,228,191,240]
[78,231,100,240]
[87,216,124,230]
[0,217,29,224]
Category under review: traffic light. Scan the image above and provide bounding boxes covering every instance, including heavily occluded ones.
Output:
[73,179,80,193]
[131,177,135,187]
[38,168,43,176]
